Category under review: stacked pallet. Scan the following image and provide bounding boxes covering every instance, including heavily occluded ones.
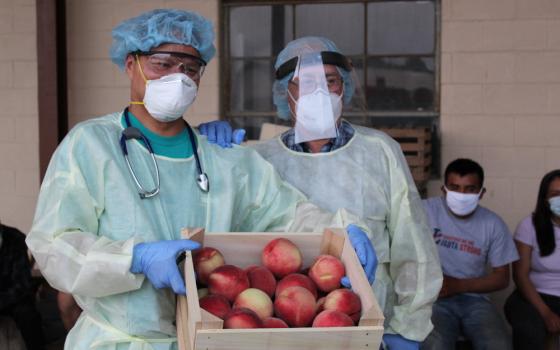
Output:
[379,127,432,187]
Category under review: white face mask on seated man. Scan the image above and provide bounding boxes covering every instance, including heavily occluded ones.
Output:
[445,188,483,217]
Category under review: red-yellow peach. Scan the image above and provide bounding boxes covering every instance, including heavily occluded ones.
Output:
[247,266,277,298]
[193,247,225,285]
[223,308,263,329]
[199,294,231,320]
[323,288,361,315]
[274,286,317,327]
[308,254,345,292]
[233,288,273,320]
[208,265,250,302]
[276,273,318,300]
[262,238,303,278]
[312,310,354,327]
[262,317,289,328]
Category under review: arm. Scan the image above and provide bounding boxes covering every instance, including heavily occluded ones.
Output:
[439,265,509,298]
[57,292,82,330]
[513,241,560,333]
[26,132,144,297]
[386,142,443,342]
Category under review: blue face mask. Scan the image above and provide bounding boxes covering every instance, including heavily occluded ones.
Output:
[549,196,560,216]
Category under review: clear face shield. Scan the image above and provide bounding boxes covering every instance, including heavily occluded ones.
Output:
[277,51,365,144]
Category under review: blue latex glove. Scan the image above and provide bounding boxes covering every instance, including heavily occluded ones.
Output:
[198,121,246,148]
[381,334,420,350]
[341,224,377,288]
[130,239,201,295]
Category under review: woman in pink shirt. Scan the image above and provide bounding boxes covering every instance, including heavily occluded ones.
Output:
[505,169,560,350]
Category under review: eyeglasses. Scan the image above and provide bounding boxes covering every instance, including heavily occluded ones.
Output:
[135,51,207,80]
[289,74,343,94]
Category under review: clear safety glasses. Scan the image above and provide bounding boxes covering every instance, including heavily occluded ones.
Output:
[289,74,343,95]
[135,51,207,80]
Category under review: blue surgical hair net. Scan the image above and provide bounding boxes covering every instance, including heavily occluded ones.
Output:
[273,36,355,120]
[110,9,216,69]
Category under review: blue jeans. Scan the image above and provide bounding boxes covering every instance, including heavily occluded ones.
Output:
[421,294,512,350]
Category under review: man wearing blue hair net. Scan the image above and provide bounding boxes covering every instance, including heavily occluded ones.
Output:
[26,11,376,350]
[202,36,442,350]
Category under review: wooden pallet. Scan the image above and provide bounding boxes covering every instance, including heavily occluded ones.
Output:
[379,127,432,184]
[176,228,384,350]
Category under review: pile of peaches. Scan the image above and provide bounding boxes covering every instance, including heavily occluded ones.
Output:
[193,237,362,329]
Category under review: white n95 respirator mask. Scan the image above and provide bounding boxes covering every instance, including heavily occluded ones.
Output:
[291,89,341,144]
[445,188,482,216]
[142,73,198,123]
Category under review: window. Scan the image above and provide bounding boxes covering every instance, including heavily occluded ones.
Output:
[223,0,440,139]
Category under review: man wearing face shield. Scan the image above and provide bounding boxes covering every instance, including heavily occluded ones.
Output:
[421,158,518,350]
[25,12,375,350]
[262,36,443,350]
[202,36,442,349]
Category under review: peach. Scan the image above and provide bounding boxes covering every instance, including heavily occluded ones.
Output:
[276,273,318,300]
[199,294,231,319]
[323,288,361,315]
[308,254,345,292]
[262,238,303,278]
[263,317,289,328]
[233,288,273,320]
[193,247,225,285]
[274,286,317,327]
[312,310,354,327]
[223,308,263,329]
[247,266,277,298]
[208,265,250,302]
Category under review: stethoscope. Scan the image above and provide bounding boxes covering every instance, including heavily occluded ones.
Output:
[119,107,209,199]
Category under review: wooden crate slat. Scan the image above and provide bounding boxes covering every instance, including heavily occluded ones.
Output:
[406,155,432,167]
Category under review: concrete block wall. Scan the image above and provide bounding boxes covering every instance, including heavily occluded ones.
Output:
[66,0,220,128]
[429,0,560,233]
[0,0,39,232]
[2,0,559,235]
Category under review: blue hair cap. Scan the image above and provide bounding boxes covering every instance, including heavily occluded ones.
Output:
[110,9,216,69]
[273,36,355,120]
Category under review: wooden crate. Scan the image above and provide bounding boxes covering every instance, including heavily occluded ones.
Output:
[176,228,384,350]
[379,127,432,184]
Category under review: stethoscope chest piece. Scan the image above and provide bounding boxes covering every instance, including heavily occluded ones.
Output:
[197,173,209,192]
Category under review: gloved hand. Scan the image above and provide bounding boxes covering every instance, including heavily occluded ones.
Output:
[341,224,377,288]
[198,121,246,148]
[382,334,420,350]
[130,239,201,295]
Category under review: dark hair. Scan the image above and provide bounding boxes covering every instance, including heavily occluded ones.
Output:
[444,158,484,188]
[532,169,560,257]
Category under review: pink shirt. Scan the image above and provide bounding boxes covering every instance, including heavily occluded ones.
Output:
[515,216,560,297]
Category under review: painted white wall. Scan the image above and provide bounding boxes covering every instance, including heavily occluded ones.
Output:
[429,0,560,235]
[0,0,39,232]
[429,0,560,322]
